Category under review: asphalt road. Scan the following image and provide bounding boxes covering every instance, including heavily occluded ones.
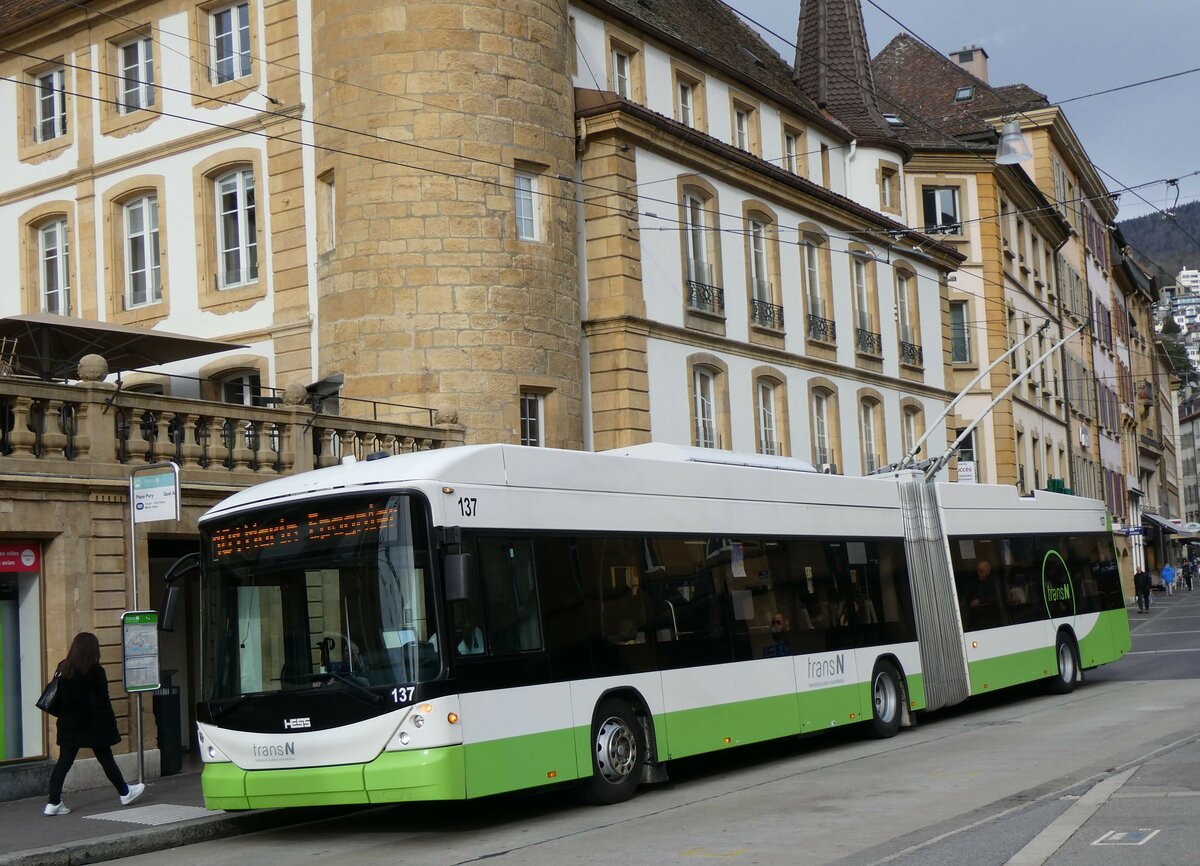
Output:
[112,590,1200,866]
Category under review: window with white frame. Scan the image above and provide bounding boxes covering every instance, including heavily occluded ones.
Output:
[693,367,717,449]
[38,218,70,315]
[955,428,975,464]
[734,108,749,150]
[221,370,261,405]
[119,37,154,113]
[211,2,251,84]
[215,167,257,288]
[902,407,920,459]
[921,186,961,234]
[748,219,768,303]
[896,271,914,344]
[813,390,830,466]
[784,130,799,174]
[35,68,67,142]
[950,300,970,363]
[757,379,778,456]
[803,238,823,319]
[853,258,871,331]
[678,80,693,128]
[611,47,630,98]
[124,194,161,308]
[519,390,544,446]
[683,193,709,285]
[515,171,537,241]
[861,400,879,473]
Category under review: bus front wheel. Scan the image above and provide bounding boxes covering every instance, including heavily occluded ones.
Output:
[869,661,903,739]
[1048,634,1079,695]
[581,698,644,804]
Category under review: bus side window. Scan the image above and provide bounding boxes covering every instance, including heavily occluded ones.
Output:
[475,538,543,654]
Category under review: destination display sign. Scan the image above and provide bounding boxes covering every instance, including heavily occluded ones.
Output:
[210,501,400,560]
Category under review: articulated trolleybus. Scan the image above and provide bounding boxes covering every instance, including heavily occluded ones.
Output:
[196,444,1130,809]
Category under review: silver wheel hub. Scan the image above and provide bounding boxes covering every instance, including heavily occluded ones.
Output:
[1059,643,1075,681]
[874,672,897,723]
[595,715,638,784]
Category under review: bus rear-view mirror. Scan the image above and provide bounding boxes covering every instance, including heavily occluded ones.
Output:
[444,552,479,603]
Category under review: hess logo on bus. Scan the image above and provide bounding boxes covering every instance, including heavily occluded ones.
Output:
[283,717,311,729]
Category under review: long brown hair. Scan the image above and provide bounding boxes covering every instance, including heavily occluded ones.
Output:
[58,632,101,678]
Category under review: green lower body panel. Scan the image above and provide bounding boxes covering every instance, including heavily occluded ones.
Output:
[202,747,467,810]
[1078,609,1132,668]
[968,609,1132,695]
[464,728,578,798]
[969,646,1055,693]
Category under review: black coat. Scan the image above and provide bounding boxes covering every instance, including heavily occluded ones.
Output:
[55,664,121,750]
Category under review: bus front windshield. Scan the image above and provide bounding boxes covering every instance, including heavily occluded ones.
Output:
[200,494,441,702]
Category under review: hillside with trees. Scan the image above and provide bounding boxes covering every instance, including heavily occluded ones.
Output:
[1117,199,1200,284]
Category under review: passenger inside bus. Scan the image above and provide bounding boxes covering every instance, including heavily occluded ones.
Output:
[450,601,485,655]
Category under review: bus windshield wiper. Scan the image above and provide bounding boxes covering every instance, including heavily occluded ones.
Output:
[208,696,248,721]
[293,670,385,707]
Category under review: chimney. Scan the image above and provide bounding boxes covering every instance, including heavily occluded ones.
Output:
[950,44,988,83]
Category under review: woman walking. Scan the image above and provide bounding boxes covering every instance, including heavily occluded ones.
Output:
[44,632,145,816]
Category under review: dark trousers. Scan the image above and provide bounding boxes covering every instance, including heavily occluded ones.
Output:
[48,745,129,805]
[1137,588,1152,612]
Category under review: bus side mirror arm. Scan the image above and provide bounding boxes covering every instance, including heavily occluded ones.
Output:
[444,552,480,604]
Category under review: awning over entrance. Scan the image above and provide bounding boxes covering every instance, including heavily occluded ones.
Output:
[0,313,246,381]
[1142,512,1200,536]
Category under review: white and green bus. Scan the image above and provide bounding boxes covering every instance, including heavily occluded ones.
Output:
[194,443,1130,809]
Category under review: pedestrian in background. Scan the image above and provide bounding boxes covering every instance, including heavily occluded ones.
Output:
[43,632,145,816]
[1134,568,1151,614]
[1184,559,1194,592]
[1162,562,1177,596]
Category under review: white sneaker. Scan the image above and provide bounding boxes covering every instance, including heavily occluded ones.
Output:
[44,802,70,816]
[119,782,145,806]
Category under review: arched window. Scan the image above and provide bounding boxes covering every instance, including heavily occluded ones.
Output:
[859,395,888,474]
[812,389,834,468]
[745,207,782,331]
[693,366,717,449]
[799,225,834,344]
[757,378,778,456]
[35,218,71,315]
[901,404,924,460]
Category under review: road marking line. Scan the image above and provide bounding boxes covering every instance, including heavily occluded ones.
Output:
[1003,767,1137,866]
[1131,629,1200,637]
[1126,648,1200,654]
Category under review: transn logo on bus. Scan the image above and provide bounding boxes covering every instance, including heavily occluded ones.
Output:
[253,742,296,759]
[283,717,311,729]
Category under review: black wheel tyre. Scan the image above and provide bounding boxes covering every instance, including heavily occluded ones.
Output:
[869,661,903,739]
[580,698,644,805]
[1047,634,1079,695]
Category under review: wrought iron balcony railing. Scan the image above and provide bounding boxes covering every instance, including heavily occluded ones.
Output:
[751,298,784,330]
[899,340,923,366]
[687,281,724,315]
[807,314,836,342]
[856,327,883,355]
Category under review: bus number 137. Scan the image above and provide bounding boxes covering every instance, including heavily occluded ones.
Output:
[457,497,477,517]
[391,687,415,704]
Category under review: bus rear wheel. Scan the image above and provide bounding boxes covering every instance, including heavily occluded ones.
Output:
[1048,634,1079,695]
[869,661,903,739]
[581,698,644,804]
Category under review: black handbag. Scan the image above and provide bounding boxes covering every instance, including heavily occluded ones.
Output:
[36,674,61,716]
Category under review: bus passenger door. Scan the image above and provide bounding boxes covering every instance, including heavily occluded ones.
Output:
[455,537,574,798]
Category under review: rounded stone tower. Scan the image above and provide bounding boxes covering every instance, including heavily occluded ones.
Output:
[311,0,582,447]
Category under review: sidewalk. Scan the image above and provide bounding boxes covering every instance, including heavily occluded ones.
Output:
[0,770,305,866]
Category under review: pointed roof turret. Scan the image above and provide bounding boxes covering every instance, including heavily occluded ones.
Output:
[794,0,895,141]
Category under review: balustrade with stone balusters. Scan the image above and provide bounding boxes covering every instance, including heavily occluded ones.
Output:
[0,377,463,486]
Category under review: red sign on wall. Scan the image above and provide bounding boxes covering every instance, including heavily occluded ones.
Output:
[0,543,40,573]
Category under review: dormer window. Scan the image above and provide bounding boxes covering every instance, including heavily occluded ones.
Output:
[955,86,975,101]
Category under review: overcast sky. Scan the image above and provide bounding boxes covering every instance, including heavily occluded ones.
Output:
[724,0,1200,225]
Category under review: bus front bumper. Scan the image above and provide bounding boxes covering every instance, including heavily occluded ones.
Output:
[202,746,466,810]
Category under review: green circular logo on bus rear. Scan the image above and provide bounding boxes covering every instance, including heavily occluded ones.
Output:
[1041,549,1076,621]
